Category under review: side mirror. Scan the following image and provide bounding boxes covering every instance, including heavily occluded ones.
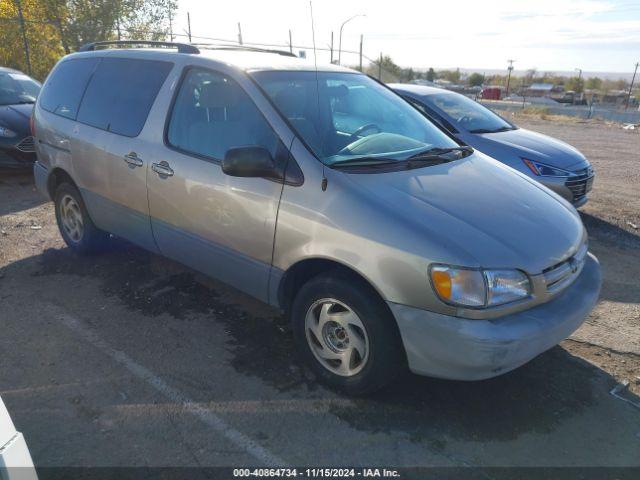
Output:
[221,146,279,179]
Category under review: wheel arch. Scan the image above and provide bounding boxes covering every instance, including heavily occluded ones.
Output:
[47,167,78,199]
[277,257,390,317]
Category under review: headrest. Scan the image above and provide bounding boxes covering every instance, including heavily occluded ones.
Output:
[199,80,240,109]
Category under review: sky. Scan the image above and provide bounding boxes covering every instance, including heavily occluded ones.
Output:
[174,0,640,75]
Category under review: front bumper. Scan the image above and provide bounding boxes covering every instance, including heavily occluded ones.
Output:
[389,253,601,380]
[0,433,37,480]
[0,136,36,169]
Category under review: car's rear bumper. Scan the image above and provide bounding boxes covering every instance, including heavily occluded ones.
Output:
[389,253,601,380]
[0,432,37,480]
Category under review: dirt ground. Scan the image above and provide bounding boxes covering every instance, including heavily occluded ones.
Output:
[0,116,639,474]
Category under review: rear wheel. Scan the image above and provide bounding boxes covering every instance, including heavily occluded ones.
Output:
[54,183,108,253]
[292,272,405,395]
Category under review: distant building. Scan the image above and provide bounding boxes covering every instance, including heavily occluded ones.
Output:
[524,83,563,97]
[585,89,635,107]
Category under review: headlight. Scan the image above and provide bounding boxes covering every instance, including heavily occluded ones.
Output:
[430,265,531,308]
[522,158,572,177]
[0,126,17,138]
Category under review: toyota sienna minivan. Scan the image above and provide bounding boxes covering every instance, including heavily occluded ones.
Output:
[33,41,602,394]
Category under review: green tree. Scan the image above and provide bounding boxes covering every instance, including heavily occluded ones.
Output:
[467,72,485,87]
[565,76,584,93]
[60,0,177,50]
[0,0,65,80]
[426,67,435,82]
[365,55,403,83]
[584,77,603,90]
[438,68,461,84]
[0,0,178,80]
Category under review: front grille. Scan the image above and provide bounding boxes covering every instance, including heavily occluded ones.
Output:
[543,241,588,293]
[15,136,35,153]
[565,166,594,203]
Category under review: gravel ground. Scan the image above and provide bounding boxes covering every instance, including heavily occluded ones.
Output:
[0,116,639,474]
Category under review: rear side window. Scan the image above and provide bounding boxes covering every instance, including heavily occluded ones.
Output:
[77,58,172,137]
[39,58,99,119]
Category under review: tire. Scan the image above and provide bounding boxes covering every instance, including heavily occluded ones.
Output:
[54,182,109,253]
[291,271,406,395]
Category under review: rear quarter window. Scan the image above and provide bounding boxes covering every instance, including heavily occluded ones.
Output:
[77,58,173,137]
[39,58,99,119]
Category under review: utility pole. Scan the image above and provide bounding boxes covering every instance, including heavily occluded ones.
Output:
[359,34,363,72]
[626,62,639,110]
[506,59,515,97]
[237,22,243,45]
[574,68,583,104]
[14,0,32,76]
[378,52,382,80]
[289,30,293,53]
[186,12,192,43]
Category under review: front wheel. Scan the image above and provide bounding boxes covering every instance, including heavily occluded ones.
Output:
[292,272,405,395]
[54,182,109,253]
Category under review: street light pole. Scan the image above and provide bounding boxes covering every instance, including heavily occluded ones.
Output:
[338,14,365,66]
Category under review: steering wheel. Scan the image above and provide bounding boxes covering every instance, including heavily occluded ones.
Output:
[457,115,474,125]
[349,123,381,142]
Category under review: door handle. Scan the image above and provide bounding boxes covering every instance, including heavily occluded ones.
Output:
[123,152,143,167]
[152,161,174,177]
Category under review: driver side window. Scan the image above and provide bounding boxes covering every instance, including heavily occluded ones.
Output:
[167,68,279,161]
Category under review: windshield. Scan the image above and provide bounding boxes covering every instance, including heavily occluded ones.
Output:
[0,72,41,106]
[425,93,514,133]
[251,71,459,165]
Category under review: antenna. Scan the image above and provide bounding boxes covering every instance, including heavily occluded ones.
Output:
[309,1,318,70]
[309,1,327,190]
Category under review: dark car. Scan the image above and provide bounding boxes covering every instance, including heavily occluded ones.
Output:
[0,67,41,169]
[391,84,594,207]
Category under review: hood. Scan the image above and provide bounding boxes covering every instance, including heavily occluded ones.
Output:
[344,153,584,274]
[0,104,33,136]
[468,128,588,171]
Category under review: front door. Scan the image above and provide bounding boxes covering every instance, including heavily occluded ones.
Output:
[146,67,285,302]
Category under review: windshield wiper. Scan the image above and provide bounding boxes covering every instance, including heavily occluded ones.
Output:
[402,146,474,169]
[331,147,473,170]
[330,157,400,168]
[406,146,474,160]
[469,126,513,134]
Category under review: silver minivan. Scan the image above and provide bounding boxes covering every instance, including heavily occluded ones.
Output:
[33,42,602,394]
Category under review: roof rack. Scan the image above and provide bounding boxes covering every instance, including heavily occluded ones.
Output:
[192,43,297,58]
[78,40,200,54]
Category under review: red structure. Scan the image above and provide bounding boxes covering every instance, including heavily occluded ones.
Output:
[481,87,502,100]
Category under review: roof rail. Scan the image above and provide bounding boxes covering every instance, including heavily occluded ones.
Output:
[193,43,297,58]
[78,40,200,54]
